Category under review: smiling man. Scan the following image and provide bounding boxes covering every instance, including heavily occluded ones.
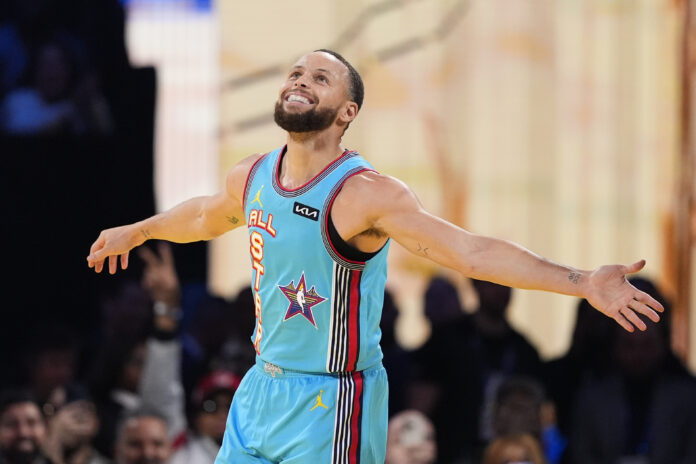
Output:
[87,49,664,463]
[0,390,51,464]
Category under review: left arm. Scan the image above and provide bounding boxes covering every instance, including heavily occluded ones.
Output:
[360,173,663,332]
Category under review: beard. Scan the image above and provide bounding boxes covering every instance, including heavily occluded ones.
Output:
[0,443,41,464]
[274,99,338,133]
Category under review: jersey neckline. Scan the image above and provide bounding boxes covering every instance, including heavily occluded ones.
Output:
[272,145,355,197]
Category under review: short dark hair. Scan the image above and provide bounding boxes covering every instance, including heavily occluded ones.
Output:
[0,388,40,417]
[115,407,168,443]
[314,49,364,110]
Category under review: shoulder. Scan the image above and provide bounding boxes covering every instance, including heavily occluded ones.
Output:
[224,152,267,201]
[338,171,421,213]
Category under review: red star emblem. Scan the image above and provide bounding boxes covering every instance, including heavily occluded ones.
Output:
[278,273,327,328]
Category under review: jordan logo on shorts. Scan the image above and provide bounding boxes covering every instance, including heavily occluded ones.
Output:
[310,390,329,411]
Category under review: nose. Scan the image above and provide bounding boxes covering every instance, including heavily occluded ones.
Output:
[143,444,159,459]
[17,422,33,438]
[293,74,310,89]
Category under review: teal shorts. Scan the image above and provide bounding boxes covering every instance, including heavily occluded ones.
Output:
[215,358,388,463]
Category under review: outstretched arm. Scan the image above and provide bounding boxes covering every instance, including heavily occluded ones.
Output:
[362,173,664,332]
[87,153,261,274]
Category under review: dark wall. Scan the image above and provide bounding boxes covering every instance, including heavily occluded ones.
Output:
[0,133,153,379]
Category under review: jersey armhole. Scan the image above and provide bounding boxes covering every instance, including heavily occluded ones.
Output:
[326,212,380,262]
[242,153,268,211]
[323,168,388,265]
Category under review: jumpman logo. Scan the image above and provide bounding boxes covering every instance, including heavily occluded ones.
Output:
[310,390,328,411]
[251,185,264,208]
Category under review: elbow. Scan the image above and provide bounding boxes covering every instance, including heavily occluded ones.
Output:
[453,240,485,278]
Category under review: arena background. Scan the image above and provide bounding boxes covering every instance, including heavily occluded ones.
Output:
[123,0,695,367]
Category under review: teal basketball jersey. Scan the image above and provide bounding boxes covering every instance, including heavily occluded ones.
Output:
[242,145,390,373]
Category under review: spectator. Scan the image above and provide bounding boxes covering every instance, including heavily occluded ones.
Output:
[567,276,696,464]
[0,39,112,136]
[0,389,54,464]
[491,376,566,464]
[22,323,82,418]
[385,410,437,464]
[208,286,259,379]
[482,433,546,464]
[89,242,186,459]
[423,276,464,327]
[467,279,542,443]
[170,370,241,464]
[1,40,77,135]
[180,294,240,398]
[0,0,87,96]
[89,336,147,460]
[491,376,545,442]
[380,289,412,417]
[408,277,542,462]
[113,409,171,464]
[41,384,109,464]
[541,293,615,441]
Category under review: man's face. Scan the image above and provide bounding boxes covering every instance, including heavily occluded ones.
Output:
[274,51,353,133]
[195,392,233,445]
[0,402,46,464]
[115,417,171,464]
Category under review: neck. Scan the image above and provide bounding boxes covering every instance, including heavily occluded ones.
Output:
[280,130,344,189]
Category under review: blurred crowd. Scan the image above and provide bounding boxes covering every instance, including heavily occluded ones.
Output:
[2,1,696,464]
[2,237,694,464]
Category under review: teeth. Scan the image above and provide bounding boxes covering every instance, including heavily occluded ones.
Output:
[288,94,311,104]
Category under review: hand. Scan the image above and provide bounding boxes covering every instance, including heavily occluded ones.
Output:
[87,224,144,274]
[43,400,99,463]
[584,260,664,332]
[138,242,180,308]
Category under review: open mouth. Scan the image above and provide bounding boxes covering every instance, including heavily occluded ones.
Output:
[284,92,315,105]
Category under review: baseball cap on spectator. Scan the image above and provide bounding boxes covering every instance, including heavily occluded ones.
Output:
[191,371,241,412]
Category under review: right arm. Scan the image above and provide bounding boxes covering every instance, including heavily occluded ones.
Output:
[87,153,262,274]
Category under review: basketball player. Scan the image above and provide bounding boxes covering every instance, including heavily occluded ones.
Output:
[87,49,664,463]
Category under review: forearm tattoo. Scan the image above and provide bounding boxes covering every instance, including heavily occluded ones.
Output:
[417,242,429,256]
[141,229,152,240]
[227,216,239,225]
[568,272,581,284]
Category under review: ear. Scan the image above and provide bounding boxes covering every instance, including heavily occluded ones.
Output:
[338,101,358,125]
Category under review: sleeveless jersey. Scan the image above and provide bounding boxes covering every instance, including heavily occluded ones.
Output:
[242,145,390,374]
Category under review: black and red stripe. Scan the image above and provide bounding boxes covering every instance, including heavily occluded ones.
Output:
[327,264,363,372]
[331,371,364,463]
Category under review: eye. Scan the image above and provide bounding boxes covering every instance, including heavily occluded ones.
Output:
[316,74,328,83]
[289,71,301,79]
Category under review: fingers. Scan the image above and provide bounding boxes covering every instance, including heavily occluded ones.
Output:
[636,290,665,313]
[619,307,647,331]
[89,235,105,257]
[88,249,106,273]
[87,234,131,274]
[613,311,635,333]
[87,236,105,269]
[108,255,117,274]
[622,259,646,275]
[629,298,661,323]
